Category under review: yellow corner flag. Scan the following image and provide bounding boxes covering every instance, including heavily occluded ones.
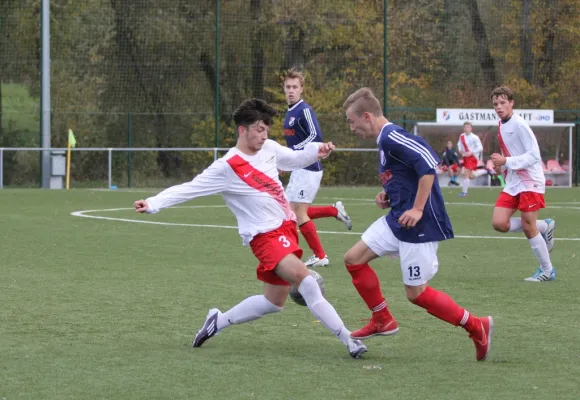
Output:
[66,129,76,189]
[68,129,76,148]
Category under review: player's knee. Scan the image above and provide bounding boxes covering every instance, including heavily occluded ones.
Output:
[343,249,359,266]
[405,285,426,303]
[289,266,310,287]
[492,219,509,232]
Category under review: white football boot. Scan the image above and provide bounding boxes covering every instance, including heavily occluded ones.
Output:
[192,308,221,347]
[347,338,368,359]
[305,255,330,268]
[524,267,556,282]
[334,201,353,231]
[541,218,556,253]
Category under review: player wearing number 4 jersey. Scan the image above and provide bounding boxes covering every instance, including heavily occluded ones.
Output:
[342,88,493,361]
[283,68,352,268]
[134,99,367,358]
[490,86,556,282]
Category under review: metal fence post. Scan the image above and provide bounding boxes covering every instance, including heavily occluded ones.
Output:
[383,0,388,116]
[214,0,221,148]
[576,117,580,186]
[108,148,113,189]
[127,112,133,188]
[0,148,3,189]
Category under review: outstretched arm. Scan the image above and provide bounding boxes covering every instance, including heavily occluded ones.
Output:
[273,140,334,171]
[135,161,229,214]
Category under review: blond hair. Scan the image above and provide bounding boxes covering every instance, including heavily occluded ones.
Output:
[343,87,383,117]
[284,68,305,87]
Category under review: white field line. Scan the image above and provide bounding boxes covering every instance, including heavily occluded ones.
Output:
[71,206,580,241]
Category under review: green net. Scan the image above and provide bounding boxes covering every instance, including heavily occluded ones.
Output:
[1,0,578,187]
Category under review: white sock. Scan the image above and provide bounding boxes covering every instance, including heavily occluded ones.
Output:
[536,219,548,234]
[509,218,548,234]
[217,295,282,331]
[528,233,553,272]
[474,169,487,177]
[462,178,469,193]
[509,218,523,232]
[298,275,351,346]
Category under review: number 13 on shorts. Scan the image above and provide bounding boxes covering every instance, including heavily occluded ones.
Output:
[408,265,421,278]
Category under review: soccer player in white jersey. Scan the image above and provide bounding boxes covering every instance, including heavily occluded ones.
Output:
[134,99,367,358]
[489,86,556,282]
[457,122,484,197]
[283,68,352,268]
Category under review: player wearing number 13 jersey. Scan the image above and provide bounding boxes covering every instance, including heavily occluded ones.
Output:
[342,88,493,361]
[134,98,367,358]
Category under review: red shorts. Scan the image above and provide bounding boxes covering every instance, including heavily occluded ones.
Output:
[462,156,478,171]
[250,220,303,286]
[442,165,458,173]
[495,191,546,212]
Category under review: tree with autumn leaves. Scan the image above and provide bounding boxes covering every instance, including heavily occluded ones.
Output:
[0,0,578,184]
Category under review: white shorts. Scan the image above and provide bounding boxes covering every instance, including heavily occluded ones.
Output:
[361,217,439,286]
[286,169,323,203]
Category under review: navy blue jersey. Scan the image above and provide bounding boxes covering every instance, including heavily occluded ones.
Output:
[441,147,460,166]
[283,100,323,172]
[378,123,454,243]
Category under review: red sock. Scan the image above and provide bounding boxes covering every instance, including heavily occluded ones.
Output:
[346,264,392,321]
[307,206,338,220]
[299,220,326,259]
[413,286,482,338]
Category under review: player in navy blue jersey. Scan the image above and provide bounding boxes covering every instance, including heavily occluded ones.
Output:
[341,87,493,361]
[282,68,352,268]
[440,140,461,186]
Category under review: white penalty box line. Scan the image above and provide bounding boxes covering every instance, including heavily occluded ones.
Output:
[71,205,580,242]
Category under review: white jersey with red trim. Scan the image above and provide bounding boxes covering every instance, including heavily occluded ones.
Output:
[457,132,483,159]
[145,139,321,245]
[498,113,545,195]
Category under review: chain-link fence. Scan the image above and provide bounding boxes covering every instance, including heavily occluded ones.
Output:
[1,0,579,187]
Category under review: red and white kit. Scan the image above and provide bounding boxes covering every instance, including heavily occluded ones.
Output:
[457,132,483,170]
[496,113,546,211]
[145,139,322,284]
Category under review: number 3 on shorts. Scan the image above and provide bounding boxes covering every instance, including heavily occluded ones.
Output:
[278,235,291,248]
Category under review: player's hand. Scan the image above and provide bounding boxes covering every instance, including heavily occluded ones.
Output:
[494,165,502,175]
[491,153,506,166]
[134,200,149,213]
[398,208,423,228]
[375,191,390,209]
[317,142,335,159]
